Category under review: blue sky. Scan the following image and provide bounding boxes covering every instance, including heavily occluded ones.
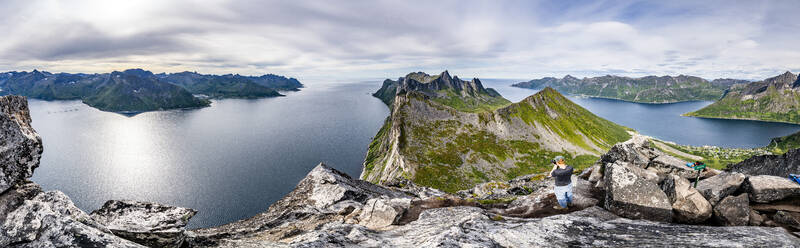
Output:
[0,0,798,81]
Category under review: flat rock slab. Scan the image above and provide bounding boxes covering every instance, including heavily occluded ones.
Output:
[696,172,746,206]
[280,206,800,247]
[743,175,800,203]
[90,200,197,248]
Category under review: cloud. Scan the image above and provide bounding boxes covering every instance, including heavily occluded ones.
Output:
[0,0,798,81]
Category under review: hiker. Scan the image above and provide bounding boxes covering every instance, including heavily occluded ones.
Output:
[548,155,574,210]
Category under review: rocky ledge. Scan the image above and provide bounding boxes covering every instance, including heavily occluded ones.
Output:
[2,95,800,247]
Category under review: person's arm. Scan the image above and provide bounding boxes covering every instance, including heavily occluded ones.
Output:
[548,164,558,177]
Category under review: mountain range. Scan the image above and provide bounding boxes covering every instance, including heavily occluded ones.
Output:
[684,71,800,124]
[363,71,631,192]
[0,69,302,113]
[512,74,749,103]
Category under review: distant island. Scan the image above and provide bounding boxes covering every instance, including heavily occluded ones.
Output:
[512,75,748,104]
[684,71,800,124]
[363,71,631,192]
[0,69,303,113]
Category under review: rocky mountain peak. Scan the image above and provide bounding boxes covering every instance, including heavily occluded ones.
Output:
[764,71,797,87]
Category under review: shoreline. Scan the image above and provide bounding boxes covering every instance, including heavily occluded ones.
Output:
[681,113,800,126]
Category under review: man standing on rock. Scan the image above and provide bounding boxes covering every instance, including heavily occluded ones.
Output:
[548,156,573,210]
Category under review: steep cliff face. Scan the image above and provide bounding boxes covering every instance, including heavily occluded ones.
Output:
[363,71,630,193]
[512,74,732,103]
[685,71,800,124]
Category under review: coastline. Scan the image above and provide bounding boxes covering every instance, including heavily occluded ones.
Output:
[681,113,800,126]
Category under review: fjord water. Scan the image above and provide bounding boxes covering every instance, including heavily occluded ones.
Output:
[28,79,800,229]
[29,81,389,229]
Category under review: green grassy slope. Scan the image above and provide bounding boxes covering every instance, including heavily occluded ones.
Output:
[364,77,631,192]
[684,88,800,124]
[513,75,730,103]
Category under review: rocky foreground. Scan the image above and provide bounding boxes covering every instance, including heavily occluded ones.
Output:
[2,95,800,247]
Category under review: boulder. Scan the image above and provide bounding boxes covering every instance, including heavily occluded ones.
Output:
[660,175,712,223]
[90,200,197,248]
[603,162,673,222]
[0,96,43,193]
[713,194,750,226]
[188,163,409,244]
[600,134,659,168]
[696,172,746,206]
[0,188,141,247]
[358,197,412,229]
[742,175,800,203]
[772,210,800,229]
[588,163,604,183]
[726,148,800,177]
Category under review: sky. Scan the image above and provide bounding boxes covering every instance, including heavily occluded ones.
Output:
[1,0,799,81]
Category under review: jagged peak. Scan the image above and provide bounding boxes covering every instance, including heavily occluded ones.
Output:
[763,71,797,86]
[563,75,578,80]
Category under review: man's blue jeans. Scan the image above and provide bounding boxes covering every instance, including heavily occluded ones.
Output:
[554,183,573,208]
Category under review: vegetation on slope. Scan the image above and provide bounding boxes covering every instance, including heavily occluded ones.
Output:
[651,130,800,169]
[684,71,800,124]
[430,89,510,113]
[0,69,300,113]
[512,75,739,103]
[364,71,632,193]
[504,88,632,153]
[766,131,800,155]
[82,72,209,113]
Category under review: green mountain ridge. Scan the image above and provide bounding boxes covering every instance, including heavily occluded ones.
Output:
[684,71,800,124]
[512,74,747,103]
[0,69,302,113]
[83,72,210,113]
[363,71,631,193]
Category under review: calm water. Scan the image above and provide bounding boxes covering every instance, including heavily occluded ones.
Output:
[29,81,389,228]
[28,78,800,229]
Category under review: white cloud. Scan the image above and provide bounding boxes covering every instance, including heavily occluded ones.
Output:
[0,0,798,81]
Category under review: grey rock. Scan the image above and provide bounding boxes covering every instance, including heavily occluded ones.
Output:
[283,206,800,247]
[358,197,411,229]
[600,134,659,168]
[588,163,604,183]
[743,175,800,203]
[90,200,197,248]
[772,210,800,229]
[713,194,750,226]
[696,172,746,206]
[604,161,673,222]
[0,96,43,193]
[0,188,142,247]
[660,175,712,223]
[188,163,409,246]
[726,148,800,177]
